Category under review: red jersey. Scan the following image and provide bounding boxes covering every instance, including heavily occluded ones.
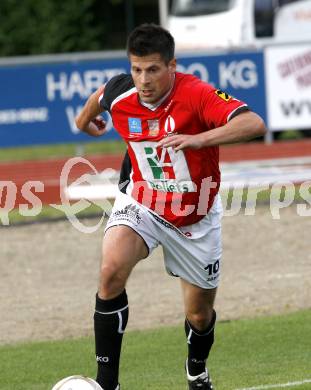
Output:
[100,72,248,227]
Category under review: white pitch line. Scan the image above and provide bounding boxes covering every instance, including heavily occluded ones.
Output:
[235,379,311,390]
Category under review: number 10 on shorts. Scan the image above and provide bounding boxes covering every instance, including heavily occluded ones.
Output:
[204,260,220,277]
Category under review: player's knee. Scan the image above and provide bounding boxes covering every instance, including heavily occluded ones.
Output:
[98,262,126,299]
[187,310,213,331]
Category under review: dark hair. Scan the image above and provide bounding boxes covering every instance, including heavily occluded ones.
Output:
[127,23,175,64]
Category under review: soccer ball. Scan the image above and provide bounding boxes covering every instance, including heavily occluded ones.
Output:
[51,375,103,390]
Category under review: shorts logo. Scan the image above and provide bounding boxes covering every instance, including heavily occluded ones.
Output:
[112,204,142,225]
[215,89,232,102]
[147,119,160,136]
[128,117,142,134]
[150,211,182,235]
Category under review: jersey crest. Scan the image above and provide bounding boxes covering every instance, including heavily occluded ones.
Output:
[164,115,176,134]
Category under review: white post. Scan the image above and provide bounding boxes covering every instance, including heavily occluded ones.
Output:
[159,0,169,28]
[265,129,273,144]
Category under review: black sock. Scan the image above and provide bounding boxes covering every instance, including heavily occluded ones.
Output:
[185,310,216,377]
[94,290,129,390]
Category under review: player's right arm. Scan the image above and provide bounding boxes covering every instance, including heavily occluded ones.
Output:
[75,86,107,137]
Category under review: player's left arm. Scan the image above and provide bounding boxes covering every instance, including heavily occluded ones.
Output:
[75,86,107,137]
[158,110,266,151]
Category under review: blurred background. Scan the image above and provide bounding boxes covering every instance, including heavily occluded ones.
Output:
[0,2,310,389]
[0,0,160,55]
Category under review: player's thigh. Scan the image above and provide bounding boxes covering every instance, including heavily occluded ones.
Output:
[181,278,217,328]
[162,224,222,290]
[101,225,149,278]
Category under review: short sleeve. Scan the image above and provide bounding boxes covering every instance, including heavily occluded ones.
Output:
[191,81,249,129]
[99,74,135,112]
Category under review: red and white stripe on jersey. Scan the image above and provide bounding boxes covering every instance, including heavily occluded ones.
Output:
[110,87,137,110]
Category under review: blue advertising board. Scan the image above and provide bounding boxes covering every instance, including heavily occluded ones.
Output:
[0,50,266,147]
[177,51,266,120]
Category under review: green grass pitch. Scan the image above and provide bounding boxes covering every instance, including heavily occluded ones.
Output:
[0,310,310,390]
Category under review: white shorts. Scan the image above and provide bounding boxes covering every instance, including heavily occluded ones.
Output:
[105,191,223,289]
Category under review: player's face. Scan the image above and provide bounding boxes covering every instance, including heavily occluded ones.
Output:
[129,53,176,104]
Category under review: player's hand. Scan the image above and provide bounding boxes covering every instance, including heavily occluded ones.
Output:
[84,116,108,137]
[157,133,205,151]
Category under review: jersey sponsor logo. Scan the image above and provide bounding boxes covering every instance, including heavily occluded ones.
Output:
[130,141,195,193]
[111,204,142,225]
[144,146,175,180]
[128,117,142,134]
[149,179,193,193]
[215,89,232,102]
[144,146,194,193]
[164,115,175,134]
[147,119,160,136]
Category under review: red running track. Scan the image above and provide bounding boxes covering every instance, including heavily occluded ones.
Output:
[220,139,311,162]
[1,139,310,208]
